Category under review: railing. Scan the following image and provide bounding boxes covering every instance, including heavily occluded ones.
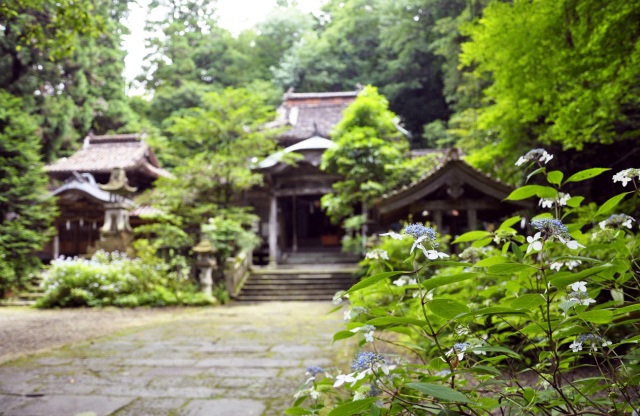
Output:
[224,249,252,298]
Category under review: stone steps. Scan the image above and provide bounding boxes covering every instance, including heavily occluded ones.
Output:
[235,266,356,302]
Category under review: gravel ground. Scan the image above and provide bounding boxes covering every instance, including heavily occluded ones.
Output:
[0,306,206,364]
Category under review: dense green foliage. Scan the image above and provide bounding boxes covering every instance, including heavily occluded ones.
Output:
[36,246,217,308]
[0,91,57,298]
[288,152,640,414]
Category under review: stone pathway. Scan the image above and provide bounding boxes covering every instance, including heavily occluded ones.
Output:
[0,302,354,416]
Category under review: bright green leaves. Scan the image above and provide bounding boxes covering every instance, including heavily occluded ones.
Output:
[343,271,407,296]
[327,398,379,416]
[427,299,471,319]
[546,170,564,185]
[452,230,492,244]
[505,185,557,201]
[565,168,610,183]
[406,383,472,404]
[487,263,538,276]
[510,294,546,310]
[595,192,632,217]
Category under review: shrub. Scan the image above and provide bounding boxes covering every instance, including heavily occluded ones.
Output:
[288,151,640,415]
[36,249,217,308]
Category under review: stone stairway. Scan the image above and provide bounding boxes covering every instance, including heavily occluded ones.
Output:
[234,263,357,302]
[0,277,45,306]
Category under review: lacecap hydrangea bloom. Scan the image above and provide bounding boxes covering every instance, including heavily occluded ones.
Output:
[612,168,640,187]
[527,219,585,253]
[569,333,612,353]
[599,214,635,230]
[515,148,553,166]
[381,223,449,260]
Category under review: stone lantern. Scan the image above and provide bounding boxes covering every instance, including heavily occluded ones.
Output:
[193,239,217,295]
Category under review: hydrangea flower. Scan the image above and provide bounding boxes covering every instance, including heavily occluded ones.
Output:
[528,219,585,252]
[446,342,471,361]
[539,192,571,209]
[599,214,635,230]
[306,366,325,377]
[365,249,389,260]
[515,149,554,166]
[352,351,386,372]
[569,333,612,353]
[353,383,382,401]
[567,290,596,306]
[344,306,368,321]
[393,275,417,287]
[350,325,376,343]
[381,224,449,260]
[550,260,582,271]
[612,168,640,187]
[333,372,365,388]
[570,281,587,292]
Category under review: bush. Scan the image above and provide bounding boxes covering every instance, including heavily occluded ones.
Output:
[288,151,640,415]
[36,249,217,308]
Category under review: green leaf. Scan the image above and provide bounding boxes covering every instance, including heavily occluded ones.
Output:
[406,383,472,403]
[565,196,584,208]
[550,264,613,289]
[565,168,610,183]
[547,170,563,185]
[422,272,480,291]
[327,398,378,416]
[595,193,630,217]
[458,307,528,319]
[333,331,357,342]
[367,316,427,327]
[505,185,557,201]
[474,346,521,358]
[427,299,471,319]
[614,303,640,316]
[498,216,521,230]
[475,256,509,267]
[487,263,538,275]
[343,271,406,296]
[510,294,545,310]
[573,310,613,324]
[452,230,492,244]
[471,237,493,248]
[284,408,313,415]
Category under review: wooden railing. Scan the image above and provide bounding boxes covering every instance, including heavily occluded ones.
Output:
[224,249,252,298]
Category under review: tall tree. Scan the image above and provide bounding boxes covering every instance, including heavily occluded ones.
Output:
[1,0,137,161]
[459,0,640,177]
[0,91,57,297]
[321,86,409,253]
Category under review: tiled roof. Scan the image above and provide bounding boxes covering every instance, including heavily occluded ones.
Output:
[45,133,170,180]
[269,89,360,141]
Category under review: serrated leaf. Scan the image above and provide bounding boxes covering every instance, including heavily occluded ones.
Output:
[343,271,406,296]
[547,170,563,185]
[488,263,538,275]
[367,316,427,327]
[550,264,613,288]
[406,382,472,403]
[327,398,378,416]
[427,299,470,319]
[284,408,313,415]
[333,331,357,342]
[422,272,480,291]
[505,185,557,201]
[565,196,584,208]
[510,294,546,310]
[573,310,613,324]
[498,216,521,230]
[474,346,522,358]
[595,193,630,217]
[452,230,492,244]
[614,303,640,316]
[475,256,509,267]
[565,168,610,183]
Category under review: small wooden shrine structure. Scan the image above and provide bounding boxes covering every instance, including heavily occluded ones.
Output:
[43,133,170,259]
[375,149,534,236]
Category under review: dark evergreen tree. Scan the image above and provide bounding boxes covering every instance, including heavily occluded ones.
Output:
[0,91,57,297]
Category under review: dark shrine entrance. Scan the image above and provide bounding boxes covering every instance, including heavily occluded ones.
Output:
[280,193,341,251]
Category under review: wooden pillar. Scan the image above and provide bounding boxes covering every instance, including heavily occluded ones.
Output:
[292,194,299,252]
[467,208,478,231]
[269,194,278,266]
[53,234,59,259]
[433,210,443,233]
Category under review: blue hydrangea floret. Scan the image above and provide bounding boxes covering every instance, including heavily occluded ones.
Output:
[352,351,385,372]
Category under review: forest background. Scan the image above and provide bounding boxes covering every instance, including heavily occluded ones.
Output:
[1,0,639,294]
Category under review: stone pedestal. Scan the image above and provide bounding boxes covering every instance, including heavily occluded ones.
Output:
[196,258,217,295]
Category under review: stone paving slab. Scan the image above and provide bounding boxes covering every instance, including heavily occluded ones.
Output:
[0,302,354,416]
